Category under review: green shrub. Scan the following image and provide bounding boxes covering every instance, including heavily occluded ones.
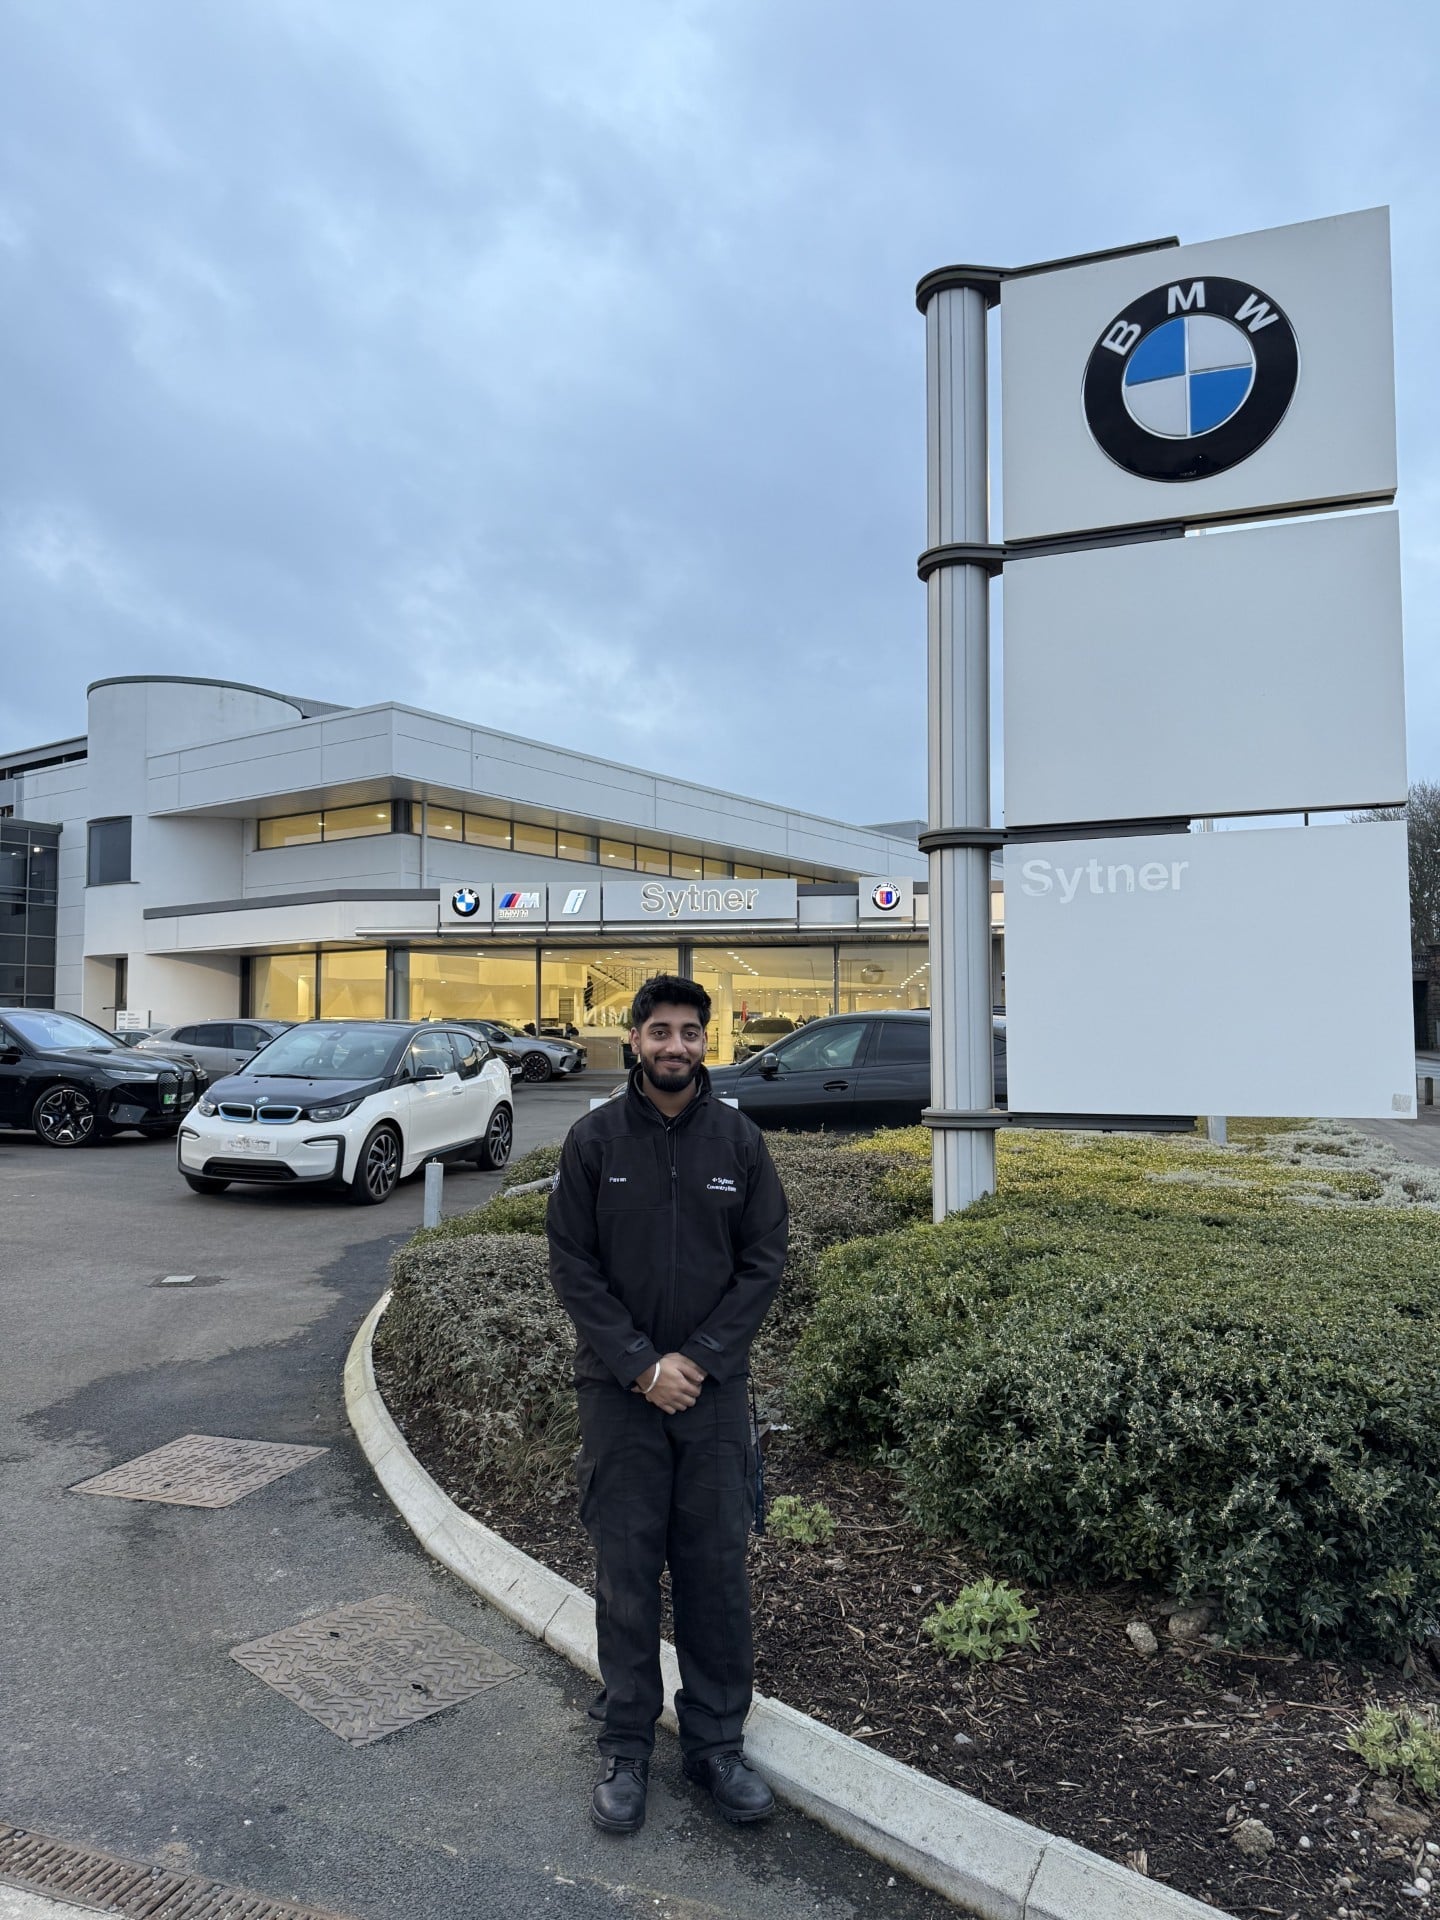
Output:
[501,1142,563,1190]
[792,1128,1440,1660]
[922,1578,1037,1662]
[752,1129,932,1372]
[1347,1705,1440,1798]
[376,1231,577,1498]
[766,1495,836,1546]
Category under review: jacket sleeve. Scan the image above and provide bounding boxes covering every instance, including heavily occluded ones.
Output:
[680,1129,788,1383]
[546,1125,663,1390]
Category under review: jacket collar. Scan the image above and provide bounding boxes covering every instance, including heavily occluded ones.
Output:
[625,1062,712,1127]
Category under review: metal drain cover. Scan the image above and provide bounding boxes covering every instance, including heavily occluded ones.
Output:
[0,1822,352,1919]
[230,1594,521,1744]
[70,1434,327,1508]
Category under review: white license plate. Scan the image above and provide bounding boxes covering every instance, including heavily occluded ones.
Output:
[222,1135,276,1156]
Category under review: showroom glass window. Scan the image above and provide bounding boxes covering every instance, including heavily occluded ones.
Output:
[251,953,318,1021]
[839,942,929,1014]
[256,802,394,849]
[86,817,131,886]
[427,807,464,841]
[320,950,386,1019]
[409,950,537,1027]
[690,944,836,1064]
[539,947,679,1039]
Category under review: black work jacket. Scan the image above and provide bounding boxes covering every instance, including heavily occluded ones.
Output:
[546,1067,789,1390]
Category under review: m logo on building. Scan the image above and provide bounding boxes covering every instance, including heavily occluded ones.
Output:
[495,889,541,919]
[1083,277,1299,482]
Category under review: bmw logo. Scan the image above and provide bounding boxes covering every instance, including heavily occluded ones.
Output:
[871,882,902,911]
[451,886,481,917]
[1083,277,1299,482]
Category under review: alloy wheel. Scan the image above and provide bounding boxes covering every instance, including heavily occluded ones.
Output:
[486,1107,513,1167]
[365,1129,399,1199]
[34,1086,97,1147]
[521,1051,552,1082]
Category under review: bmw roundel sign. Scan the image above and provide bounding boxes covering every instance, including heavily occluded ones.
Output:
[1083,277,1299,483]
[451,886,481,918]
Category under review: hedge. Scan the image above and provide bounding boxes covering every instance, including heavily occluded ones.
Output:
[375,1230,579,1497]
[790,1126,1440,1659]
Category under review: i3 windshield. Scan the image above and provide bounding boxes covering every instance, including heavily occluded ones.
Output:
[248,1023,399,1080]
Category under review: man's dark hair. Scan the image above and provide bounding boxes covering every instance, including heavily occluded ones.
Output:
[629,974,712,1030]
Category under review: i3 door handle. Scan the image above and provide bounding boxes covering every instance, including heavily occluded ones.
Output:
[823,1078,850,1090]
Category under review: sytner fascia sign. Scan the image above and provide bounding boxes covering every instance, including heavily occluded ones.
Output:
[443,879,801,928]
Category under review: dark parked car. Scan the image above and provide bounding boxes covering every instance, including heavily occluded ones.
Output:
[0,1008,205,1147]
[707,1008,1005,1129]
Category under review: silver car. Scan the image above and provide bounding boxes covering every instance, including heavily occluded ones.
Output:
[460,1019,586,1082]
[136,1019,293,1080]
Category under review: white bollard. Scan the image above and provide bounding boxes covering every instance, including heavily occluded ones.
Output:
[423,1158,444,1228]
[1207,1116,1228,1145]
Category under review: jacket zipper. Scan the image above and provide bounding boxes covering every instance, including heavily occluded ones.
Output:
[667,1118,678,1349]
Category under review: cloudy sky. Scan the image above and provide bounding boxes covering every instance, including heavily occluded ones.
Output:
[0,0,1435,827]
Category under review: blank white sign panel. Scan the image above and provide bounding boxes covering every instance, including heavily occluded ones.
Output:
[1004,820,1413,1118]
[1002,511,1407,827]
[1001,208,1396,542]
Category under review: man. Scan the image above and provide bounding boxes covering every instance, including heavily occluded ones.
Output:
[547,973,789,1834]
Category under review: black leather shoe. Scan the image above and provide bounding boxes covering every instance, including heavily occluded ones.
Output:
[682,1749,775,1823]
[591,1756,649,1833]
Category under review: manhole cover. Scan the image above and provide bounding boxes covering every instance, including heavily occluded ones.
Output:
[230,1594,522,1744]
[0,1822,352,1919]
[70,1435,328,1508]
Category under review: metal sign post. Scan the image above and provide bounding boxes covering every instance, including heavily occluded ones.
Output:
[915,269,1005,1218]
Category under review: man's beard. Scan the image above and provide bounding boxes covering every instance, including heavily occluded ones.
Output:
[640,1054,700,1094]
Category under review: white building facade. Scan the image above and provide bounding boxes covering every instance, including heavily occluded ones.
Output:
[0,676,983,1066]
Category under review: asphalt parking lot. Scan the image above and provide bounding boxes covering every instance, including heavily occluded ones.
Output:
[0,1078,948,1920]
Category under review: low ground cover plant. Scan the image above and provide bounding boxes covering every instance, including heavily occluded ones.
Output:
[1347,1703,1440,1798]
[765,1495,836,1546]
[791,1125,1440,1661]
[921,1577,1037,1662]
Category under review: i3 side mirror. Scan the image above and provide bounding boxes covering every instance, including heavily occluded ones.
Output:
[415,1065,444,1083]
[758,1052,780,1078]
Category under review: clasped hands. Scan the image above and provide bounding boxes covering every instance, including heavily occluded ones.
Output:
[633,1351,706,1413]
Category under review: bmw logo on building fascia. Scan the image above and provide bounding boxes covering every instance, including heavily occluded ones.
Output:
[450,885,483,918]
[1083,276,1299,483]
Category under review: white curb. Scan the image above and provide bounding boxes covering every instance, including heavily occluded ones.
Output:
[346,1291,1236,1920]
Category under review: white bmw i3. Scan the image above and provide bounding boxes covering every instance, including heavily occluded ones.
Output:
[177,1020,513,1204]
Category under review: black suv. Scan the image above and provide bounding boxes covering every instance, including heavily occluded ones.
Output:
[707,1008,1005,1129]
[0,1008,205,1147]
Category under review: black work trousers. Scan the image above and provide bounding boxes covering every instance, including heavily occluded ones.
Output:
[576,1374,755,1763]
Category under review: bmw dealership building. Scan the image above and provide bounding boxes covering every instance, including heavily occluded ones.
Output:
[1,676,1001,1065]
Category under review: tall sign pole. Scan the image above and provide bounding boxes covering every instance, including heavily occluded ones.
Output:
[915,269,1004,1218]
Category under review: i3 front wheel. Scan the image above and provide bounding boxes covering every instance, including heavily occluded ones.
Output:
[475,1103,513,1169]
[349,1124,401,1205]
[32,1084,100,1148]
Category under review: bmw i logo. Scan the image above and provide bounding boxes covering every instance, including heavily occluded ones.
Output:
[451,886,481,917]
[1083,277,1299,482]
[871,882,902,912]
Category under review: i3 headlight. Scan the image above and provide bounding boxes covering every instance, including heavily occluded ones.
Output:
[307,1097,362,1121]
[196,1096,219,1116]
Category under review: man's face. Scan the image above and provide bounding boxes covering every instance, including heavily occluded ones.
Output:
[631,1001,707,1094]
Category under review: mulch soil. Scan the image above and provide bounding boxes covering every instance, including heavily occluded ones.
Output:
[376,1354,1440,1920]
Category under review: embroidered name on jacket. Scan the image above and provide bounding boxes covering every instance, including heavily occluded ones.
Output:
[706,1175,737,1193]
[607,1175,627,1183]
